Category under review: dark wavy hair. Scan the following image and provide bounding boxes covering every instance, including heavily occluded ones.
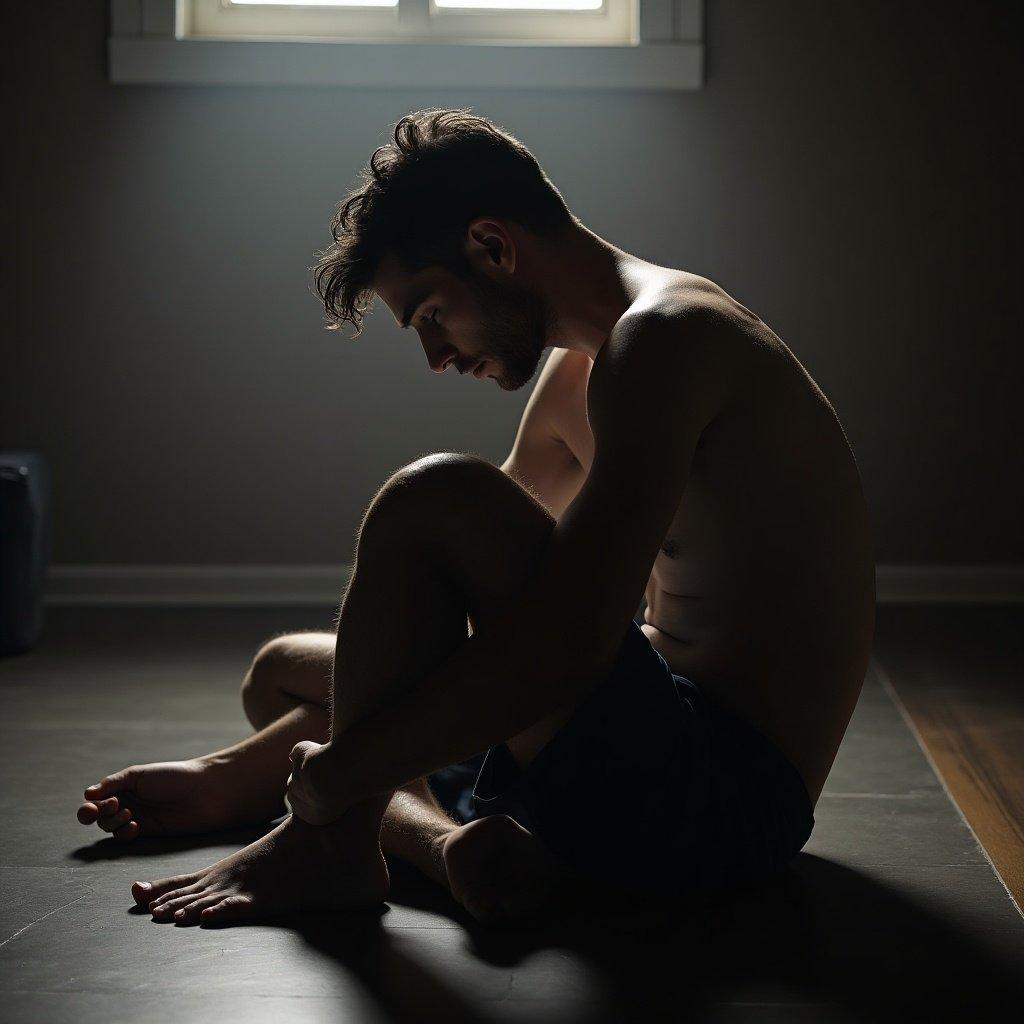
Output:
[312,108,575,338]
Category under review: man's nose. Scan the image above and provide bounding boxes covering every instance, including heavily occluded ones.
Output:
[425,343,459,374]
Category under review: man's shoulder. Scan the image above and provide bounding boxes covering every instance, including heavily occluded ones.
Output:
[600,279,748,383]
[620,272,759,348]
[588,276,751,439]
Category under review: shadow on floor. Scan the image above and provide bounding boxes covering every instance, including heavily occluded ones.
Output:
[385,854,1023,1022]
[69,825,275,862]
[90,842,1020,1023]
[68,815,1019,1024]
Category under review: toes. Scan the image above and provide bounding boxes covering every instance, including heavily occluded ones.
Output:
[79,797,120,828]
[98,808,133,834]
[200,894,255,927]
[91,797,120,819]
[131,880,155,906]
[149,883,206,916]
[113,820,140,841]
[173,893,224,925]
[153,886,207,918]
[132,873,198,908]
[84,769,134,801]
[77,801,99,825]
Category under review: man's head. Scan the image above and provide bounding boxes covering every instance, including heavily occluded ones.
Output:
[313,108,575,390]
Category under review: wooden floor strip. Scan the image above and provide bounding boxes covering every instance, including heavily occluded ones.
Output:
[874,606,1024,914]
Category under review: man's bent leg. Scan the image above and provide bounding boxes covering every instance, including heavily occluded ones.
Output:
[132,453,563,925]
[79,622,470,890]
[76,633,336,840]
[241,632,462,886]
[239,629,555,902]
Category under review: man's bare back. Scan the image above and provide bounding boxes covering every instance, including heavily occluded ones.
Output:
[536,270,875,805]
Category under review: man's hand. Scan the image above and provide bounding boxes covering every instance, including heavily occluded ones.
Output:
[286,741,350,825]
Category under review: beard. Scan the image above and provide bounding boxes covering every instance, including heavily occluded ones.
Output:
[464,268,552,392]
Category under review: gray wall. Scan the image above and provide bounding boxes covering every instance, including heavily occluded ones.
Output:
[6,2,1021,566]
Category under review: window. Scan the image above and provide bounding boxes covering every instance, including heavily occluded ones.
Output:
[108,0,703,90]
[190,0,634,45]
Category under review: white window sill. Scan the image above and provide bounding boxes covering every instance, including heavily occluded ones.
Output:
[107,35,702,89]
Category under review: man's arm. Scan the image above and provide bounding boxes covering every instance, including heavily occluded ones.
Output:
[500,348,586,520]
[318,306,733,813]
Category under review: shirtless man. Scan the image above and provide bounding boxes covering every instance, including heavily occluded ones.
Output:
[77,108,875,927]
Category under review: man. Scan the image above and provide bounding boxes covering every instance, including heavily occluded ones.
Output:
[77,108,875,927]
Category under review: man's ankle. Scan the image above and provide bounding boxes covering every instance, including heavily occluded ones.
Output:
[429,830,453,889]
[194,752,255,796]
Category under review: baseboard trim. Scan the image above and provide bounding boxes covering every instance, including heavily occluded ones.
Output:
[43,563,1024,608]
[874,564,1024,604]
[45,564,353,607]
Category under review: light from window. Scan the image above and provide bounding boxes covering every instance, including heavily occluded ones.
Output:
[231,1,398,7]
[206,0,631,44]
[229,0,605,8]
[435,0,602,9]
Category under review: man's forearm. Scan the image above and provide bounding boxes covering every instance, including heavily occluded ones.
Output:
[321,597,613,811]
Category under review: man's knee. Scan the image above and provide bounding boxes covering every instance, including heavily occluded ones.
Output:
[368,452,497,517]
[240,634,304,719]
[362,452,553,546]
[360,452,556,626]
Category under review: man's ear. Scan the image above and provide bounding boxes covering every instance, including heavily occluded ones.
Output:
[465,218,517,278]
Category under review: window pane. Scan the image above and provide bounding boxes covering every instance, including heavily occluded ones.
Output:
[434,0,603,9]
[230,1,398,8]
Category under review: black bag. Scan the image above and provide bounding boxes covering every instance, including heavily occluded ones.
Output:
[0,451,51,654]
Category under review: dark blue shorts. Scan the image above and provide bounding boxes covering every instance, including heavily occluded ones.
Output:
[427,619,815,899]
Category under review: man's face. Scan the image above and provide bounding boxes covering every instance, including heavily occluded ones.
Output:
[374,253,551,392]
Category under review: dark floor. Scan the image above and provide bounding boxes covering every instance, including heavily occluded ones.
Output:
[1,608,1022,1023]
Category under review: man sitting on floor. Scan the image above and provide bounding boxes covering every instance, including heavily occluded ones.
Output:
[77,108,875,927]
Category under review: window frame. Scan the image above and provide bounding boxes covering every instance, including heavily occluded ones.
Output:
[108,0,703,90]
[190,0,634,46]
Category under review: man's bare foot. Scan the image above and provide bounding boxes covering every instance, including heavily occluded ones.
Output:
[77,757,285,841]
[438,814,560,926]
[131,814,389,926]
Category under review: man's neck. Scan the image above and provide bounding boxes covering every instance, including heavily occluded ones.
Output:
[528,223,656,362]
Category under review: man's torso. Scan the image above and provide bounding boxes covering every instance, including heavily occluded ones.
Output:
[545,270,875,805]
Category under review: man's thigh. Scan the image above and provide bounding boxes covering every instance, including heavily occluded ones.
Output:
[470,618,695,861]
[503,606,647,770]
